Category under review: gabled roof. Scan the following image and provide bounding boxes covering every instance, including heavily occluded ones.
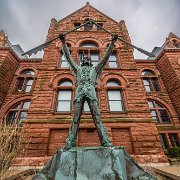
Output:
[168,32,180,39]
[148,32,180,60]
[58,2,119,24]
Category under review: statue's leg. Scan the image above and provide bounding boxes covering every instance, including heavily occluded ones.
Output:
[87,99,112,147]
[64,100,84,149]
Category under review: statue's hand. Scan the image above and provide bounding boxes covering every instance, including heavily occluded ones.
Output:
[59,33,66,43]
[112,34,118,43]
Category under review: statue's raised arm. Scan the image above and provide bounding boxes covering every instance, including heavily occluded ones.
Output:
[59,34,78,75]
[95,34,118,76]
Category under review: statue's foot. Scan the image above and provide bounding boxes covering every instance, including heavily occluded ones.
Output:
[102,142,113,147]
[63,144,75,150]
[63,141,76,150]
[64,135,76,150]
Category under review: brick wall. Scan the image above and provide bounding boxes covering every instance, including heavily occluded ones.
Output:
[157,51,180,118]
[0,49,18,107]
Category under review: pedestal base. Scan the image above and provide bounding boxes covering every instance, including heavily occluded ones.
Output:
[33,146,156,180]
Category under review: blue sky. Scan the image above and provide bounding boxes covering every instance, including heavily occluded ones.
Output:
[0,0,179,58]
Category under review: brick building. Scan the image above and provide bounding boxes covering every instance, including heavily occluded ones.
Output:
[0,3,179,165]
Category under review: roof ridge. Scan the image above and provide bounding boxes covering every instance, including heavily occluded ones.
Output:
[57,2,119,24]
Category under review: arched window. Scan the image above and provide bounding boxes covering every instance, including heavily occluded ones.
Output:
[142,70,160,92]
[6,100,31,125]
[107,79,123,112]
[56,80,73,112]
[147,100,171,124]
[79,41,99,67]
[80,42,98,48]
[15,69,35,93]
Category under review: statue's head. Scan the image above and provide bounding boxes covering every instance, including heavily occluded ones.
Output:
[80,52,93,66]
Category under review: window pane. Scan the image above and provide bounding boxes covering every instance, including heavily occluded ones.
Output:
[108,91,121,100]
[143,79,150,86]
[91,52,99,66]
[92,61,98,66]
[13,103,21,109]
[109,54,116,61]
[148,101,154,108]
[142,70,154,76]
[145,86,151,92]
[143,79,151,92]
[109,101,123,111]
[61,61,68,67]
[19,112,27,121]
[159,110,170,123]
[6,111,18,124]
[15,78,24,92]
[21,70,34,75]
[61,54,66,60]
[25,85,32,92]
[152,78,160,91]
[156,102,163,108]
[57,101,71,112]
[22,101,30,109]
[150,110,159,122]
[159,134,169,149]
[58,91,72,100]
[84,101,90,112]
[59,81,72,86]
[80,42,97,48]
[26,79,33,86]
[61,54,69,67]
[90,53,99,60]
[169,134,180,147]
[107,80,120,86]
[109,61,117,68]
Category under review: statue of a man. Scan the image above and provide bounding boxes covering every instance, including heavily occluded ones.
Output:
[59,34,118,149]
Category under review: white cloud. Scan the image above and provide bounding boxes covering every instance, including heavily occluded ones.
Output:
[0,0,179,58]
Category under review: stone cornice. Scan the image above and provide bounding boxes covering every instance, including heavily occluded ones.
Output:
[135,48,180,64]
[135,60,156,63]
[0,46,20,60]
[156,48,180,62]
[19,58,42,62]
[22,117,153,124]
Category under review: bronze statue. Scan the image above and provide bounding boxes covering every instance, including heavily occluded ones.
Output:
[59,34,118,149]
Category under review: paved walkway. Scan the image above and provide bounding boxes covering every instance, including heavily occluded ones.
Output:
[3,165,180,179]
[154,165,180,179]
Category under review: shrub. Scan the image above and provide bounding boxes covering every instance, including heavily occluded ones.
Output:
[167,147,180,158]
[0,122,24,177]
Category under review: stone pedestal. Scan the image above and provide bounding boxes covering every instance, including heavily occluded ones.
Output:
[33,146,156,180]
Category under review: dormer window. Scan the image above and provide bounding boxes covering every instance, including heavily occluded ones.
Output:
[172,39,180,48]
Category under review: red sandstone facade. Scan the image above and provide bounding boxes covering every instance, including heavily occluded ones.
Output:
[0,3,179,165]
